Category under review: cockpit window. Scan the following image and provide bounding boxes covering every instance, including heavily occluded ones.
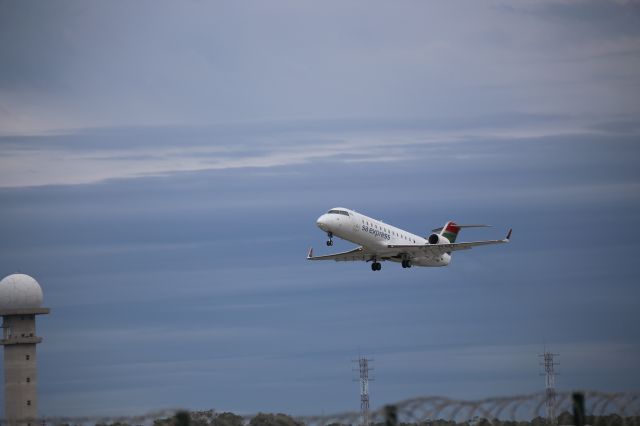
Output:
[327,209,349,216]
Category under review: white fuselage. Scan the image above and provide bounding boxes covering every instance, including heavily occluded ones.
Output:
[316,208,451,267]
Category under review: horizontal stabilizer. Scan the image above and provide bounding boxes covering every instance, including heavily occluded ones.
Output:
[431,224,491,233]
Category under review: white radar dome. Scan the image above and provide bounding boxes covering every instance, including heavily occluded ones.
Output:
[0,274,44,310]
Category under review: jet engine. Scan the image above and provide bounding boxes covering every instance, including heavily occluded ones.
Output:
[428,233,451,245]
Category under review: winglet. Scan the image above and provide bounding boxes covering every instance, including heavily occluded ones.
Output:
[505,228,512,241]
[307,247,314,259]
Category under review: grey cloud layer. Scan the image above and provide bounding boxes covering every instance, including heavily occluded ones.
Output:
[0,113,626,187]
[1,1,639,134]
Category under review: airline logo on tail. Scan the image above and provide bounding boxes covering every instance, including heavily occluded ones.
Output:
[441,221,461,243]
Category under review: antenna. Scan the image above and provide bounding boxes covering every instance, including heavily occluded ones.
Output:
[539,348,560,424]
[353,355,374,426]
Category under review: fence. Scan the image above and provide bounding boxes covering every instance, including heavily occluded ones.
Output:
[6,390,640,426]
[300,391,640,426]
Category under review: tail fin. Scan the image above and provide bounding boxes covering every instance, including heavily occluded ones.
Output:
[440,221,461,243]
[432,222,491,243]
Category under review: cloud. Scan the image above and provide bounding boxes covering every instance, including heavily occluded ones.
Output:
[1,1,639,134]
[0,114,611,188]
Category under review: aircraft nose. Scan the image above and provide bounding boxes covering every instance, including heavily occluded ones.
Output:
[316,214,329,231]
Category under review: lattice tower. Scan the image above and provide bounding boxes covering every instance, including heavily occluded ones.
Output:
[353,356,374,426]
[539,349,559,424]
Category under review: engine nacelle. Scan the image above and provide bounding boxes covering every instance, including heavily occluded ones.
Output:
[428,233,451,245]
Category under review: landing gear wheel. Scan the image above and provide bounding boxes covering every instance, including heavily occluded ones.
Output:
[402,259,412,268]
[326,240,333,246]
[371,262,382,271]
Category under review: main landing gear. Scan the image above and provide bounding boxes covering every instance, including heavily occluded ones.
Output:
[401,259,412,269]
[326,232,333,246]
[371,262,382,271]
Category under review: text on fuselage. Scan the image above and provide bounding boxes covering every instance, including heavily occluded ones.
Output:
[362,225,391,240]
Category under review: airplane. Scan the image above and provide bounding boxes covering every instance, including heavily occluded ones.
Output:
[307,207,511,271]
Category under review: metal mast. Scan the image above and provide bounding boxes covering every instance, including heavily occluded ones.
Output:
[353,356,374,426]
[539,348,559,424]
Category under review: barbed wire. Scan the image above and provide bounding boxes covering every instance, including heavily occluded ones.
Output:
[298,391,640,426]
[4,390,639,426]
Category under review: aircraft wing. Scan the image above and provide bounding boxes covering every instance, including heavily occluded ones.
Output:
[388,229,512,256]
[306,247,377,262]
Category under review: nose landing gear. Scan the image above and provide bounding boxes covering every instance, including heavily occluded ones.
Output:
[326,232,333,246]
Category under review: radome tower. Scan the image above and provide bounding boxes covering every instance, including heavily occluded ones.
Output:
[0,274,50,426]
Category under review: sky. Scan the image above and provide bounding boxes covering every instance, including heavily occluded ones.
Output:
[1,0,640,419]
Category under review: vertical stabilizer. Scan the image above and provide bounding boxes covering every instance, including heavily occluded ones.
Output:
[440,221,461,243]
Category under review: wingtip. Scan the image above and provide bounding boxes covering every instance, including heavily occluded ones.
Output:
[505,228,512,241]
[307,247,314,259]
